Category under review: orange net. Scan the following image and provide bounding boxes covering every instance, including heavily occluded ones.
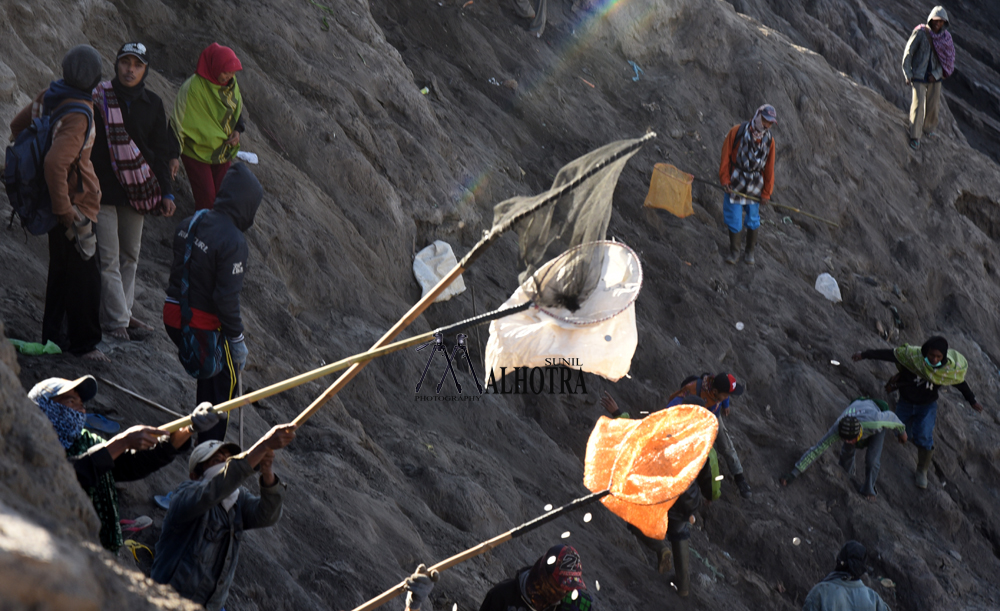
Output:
[583,404,718,539]
[643,163,694,218]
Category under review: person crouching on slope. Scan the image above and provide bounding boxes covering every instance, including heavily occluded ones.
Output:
[151,424,297,611]
[780,398,906,500]
[802,541,890,611]
[853,336,983,489]
[402,544,593,611]
[163,163,262,442]
[718,104,777,265]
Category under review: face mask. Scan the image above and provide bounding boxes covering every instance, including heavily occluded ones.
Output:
[202,462,240,511]
[924,357,944,369]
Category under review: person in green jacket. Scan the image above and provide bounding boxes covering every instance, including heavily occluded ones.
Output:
[780,399,906,500]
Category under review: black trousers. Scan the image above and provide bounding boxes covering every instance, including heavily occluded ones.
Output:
[165,324,235,443]
[43,227,102,355]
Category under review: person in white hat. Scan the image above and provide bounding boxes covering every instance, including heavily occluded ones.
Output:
[151,422,296,611]
[29,375,218,552]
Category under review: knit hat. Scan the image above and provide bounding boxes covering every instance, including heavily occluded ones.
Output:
[525,545,585,608]
[712,373,745,396]
[62,45,103,91]
[835,540,868,580]
[921,336,949,357]
[837,416,862,440]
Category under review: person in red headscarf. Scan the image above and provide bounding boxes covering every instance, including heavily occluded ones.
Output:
[171,43,246,210]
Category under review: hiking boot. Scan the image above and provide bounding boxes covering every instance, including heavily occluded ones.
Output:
[670,539,690,597]
[734,473,752,498]
[657,546,672,574]
[725,230,741,264]
[909,138,920,151]
[743,228,758,265]
[512,0,535,18]
[915,447,934,489]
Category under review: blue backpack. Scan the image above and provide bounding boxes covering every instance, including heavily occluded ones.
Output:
[3,102,93,235]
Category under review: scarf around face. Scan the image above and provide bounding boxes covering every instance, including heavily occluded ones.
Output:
[894,344,968,386]
[94,81,162,211]
[916,24,955,78]
[171,73,243,164]
[68,430,123,553]
[29,388,87,449]
[730,113,771,204]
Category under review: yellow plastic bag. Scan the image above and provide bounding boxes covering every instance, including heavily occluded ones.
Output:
[644,163,694,218]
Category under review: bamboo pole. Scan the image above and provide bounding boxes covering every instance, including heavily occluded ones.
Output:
[689,175,841,227]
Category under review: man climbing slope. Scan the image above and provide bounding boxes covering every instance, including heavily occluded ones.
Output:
[718,104,777,265]
[852,336,983,488]
[780,398,906,500]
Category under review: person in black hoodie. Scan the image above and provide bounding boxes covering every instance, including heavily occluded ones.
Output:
[93,42,181,341]
[163,163,262,442]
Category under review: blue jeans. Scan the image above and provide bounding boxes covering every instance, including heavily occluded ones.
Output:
[895,399,938,450]
[723,193,760,233]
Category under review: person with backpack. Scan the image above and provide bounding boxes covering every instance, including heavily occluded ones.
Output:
[92,42,181,341]
[401,544,594,611]
[151,424,297,611]
[902,6,955,151]
[8,45,107,361]
[162,163,262,442]
[171,43,247,210]
[852,336,983,489]
[779,398,906,500]
[29,375,219,552]
[718,104,777,265]
[802,541,891,611]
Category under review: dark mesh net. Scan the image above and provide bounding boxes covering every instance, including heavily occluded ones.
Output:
[490,136,650,312]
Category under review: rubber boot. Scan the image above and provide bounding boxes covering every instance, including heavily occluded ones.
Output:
[724,230,741,265]
[657,546,672,574]
[916,447,934,489]
[670,539,690,597]
[743,228,758,265]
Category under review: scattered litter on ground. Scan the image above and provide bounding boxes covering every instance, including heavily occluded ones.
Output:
[561,531,571,538]
[815,273,842,302]
[880,578,896,588]
[792,537,801,546]
[580,77,595,88]
[627,60,644,81]
[462,0,473,7]
[7,338,61,355]
[420,86,430,94]
[735,321,744,330]
[488,77,501,85]
[782,216,793,225]
[413,241,466,302]
[544,503,553,511]
[236,151,258,164]
[830,360,840,366]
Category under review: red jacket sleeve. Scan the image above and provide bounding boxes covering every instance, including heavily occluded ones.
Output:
[718,125,739,186]
[761,138,776,200]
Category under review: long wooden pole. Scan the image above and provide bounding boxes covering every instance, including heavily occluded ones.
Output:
[351,490,610,611]
[689,175,841,227]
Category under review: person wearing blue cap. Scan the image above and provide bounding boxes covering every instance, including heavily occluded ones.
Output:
[718,104,777,265]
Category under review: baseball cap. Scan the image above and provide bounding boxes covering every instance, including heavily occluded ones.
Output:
[33,375,98,403]
[759,104,777,123]
[712,373,745,396]
[117,42,149,65]
[188,439,242,473]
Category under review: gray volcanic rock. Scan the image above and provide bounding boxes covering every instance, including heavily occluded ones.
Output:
[1,0,999,609]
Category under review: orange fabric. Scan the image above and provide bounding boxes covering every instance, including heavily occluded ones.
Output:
[583,404,718,539]
[10,90,101,223]
[718,124,776,200]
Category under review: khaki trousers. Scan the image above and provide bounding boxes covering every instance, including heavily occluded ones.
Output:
[909,81,941,141]
[96,204,144,331]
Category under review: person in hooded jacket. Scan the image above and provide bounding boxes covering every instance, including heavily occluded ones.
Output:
[9,45,107,361]
[401,544,594,611]
[802,541,891,611]
[163,163,262,441]
[171,42,247,210]
[901,6,955,150]
[853,336,983,489]
[92,42,181,341]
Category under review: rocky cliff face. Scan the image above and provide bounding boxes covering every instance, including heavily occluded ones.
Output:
[1,0,999,610]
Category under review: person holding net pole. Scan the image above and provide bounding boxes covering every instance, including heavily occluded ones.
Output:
[718,104,777,265]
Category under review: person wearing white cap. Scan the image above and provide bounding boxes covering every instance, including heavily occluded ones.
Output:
[151,422,297,611]
[29,375,218,552]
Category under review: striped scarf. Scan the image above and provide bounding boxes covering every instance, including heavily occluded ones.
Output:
[915,24,956,78]
[93,81,161,211]
[729,118,771,205]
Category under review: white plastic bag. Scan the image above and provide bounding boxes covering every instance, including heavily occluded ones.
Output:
[413,240,466,302]
[815,273,842,303]
[485,242,641,382]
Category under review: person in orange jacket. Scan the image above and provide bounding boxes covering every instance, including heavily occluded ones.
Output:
[718,104,777,265]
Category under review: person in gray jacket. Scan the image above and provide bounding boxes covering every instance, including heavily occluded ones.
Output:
[802,541,891,611]
[901,6,955,150]
[151,423,296,611]
[780,399,906,500]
